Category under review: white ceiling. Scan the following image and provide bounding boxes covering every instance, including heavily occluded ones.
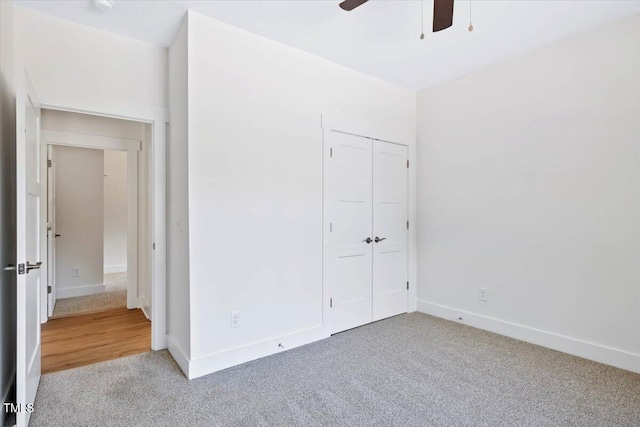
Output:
[14,0,640,91]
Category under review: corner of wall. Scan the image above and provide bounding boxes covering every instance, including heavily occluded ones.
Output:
[167,10,192,363]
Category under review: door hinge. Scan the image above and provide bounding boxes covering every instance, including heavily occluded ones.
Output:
[153,243,156,250]
[407,220,409,229]
[407,281,409,290]
[18,264,25,275]
[330,222,332,232]
[330,147,333,158]
[407,160,409,168]
[47,159,52,167]
[47,285,52,294]
[330,298,333,308]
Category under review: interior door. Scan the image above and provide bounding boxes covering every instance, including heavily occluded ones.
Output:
[325,131,373,334]
[16,68,42,427]
[46,146,57,317]
[372,141,409,321]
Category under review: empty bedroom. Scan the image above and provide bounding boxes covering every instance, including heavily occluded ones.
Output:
[0,0,638,426]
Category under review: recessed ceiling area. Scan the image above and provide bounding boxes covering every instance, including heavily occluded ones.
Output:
[14,0,640,90]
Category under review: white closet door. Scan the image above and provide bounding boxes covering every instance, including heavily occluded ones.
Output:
[325,131,373,334]
[372,140,408,321]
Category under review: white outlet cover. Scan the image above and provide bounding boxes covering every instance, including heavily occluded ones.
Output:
[230,311,241,328]
[479,288,488,302]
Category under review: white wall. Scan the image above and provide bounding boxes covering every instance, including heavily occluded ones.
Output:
[0,0,16,419]
[167,16,191,365]
[14,7,167,116]
[168,11,416,378]
[104,150,128,274]
[417,13,640,373]
[52,146,104,298]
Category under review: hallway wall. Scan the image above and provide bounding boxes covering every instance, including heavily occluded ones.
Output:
[104,151,128,274]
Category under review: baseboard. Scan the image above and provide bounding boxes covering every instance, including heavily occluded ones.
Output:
[56,283,106,299]
[188,325,328,380]
[138,296,151,320]
[104,264,127,274]
[417,300,640,374]
[167,336,190,378]
[2,366,15,426]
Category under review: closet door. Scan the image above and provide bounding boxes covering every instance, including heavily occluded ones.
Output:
[372,141,408,321]
[325,131,373,334]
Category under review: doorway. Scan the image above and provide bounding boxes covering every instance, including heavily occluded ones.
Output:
[324,128,409,335]
[39,109,151,373]
[47,146,131,318]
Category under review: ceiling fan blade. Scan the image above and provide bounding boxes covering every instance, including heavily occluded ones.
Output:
[339,0,369,11]
[433,0,454,32]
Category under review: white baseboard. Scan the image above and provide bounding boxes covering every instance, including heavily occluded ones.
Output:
[2,366,15,426]
[417,300,640,374]
[138,296,151,320]
[167,336,190,377]
[104,264,127,274]
[187,325,327,380]
[56,283,106,299]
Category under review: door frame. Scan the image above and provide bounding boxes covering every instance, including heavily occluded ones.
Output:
[45,146,55,317]
[321,114,415,335]
[41,129,140,315]
[37,104,168,351]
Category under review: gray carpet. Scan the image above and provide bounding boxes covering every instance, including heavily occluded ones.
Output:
[51,272,127,318]
[28,313,640,427]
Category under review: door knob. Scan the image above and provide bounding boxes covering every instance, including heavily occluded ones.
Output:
[374,237,387,243]
[364,237,373,244]
[26,262,42,273]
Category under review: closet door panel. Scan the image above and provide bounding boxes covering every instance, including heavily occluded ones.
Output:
[372,141,408,321]
[325,131,373,334]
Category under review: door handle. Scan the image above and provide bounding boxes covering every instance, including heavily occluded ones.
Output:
[364,237,372,244]
[55,234,61,238]
[374,237,387,243]
[26,262,42,273]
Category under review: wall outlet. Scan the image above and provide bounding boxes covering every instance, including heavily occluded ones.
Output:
[72,267,80,277]
[230,311,241,329]
[478,288,488,302]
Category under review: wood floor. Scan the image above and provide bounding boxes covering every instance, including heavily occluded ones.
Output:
[41,307,151,374]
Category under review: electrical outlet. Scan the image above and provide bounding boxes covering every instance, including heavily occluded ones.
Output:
[230,311,241,329]
[478,288,487,302]
[72,268,80,277]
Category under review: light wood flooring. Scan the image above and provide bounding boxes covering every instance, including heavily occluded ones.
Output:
[41,307,151,374]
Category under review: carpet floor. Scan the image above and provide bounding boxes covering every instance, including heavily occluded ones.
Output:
[27,313,640,427]
[51,272,127,319]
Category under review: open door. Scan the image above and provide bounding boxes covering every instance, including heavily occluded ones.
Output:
[46,146,56,317]
[15,68,42,426]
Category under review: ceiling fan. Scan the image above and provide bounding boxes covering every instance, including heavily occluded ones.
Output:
[339,0,455,33]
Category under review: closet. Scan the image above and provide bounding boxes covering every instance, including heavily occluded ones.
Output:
[324,130,409,334]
